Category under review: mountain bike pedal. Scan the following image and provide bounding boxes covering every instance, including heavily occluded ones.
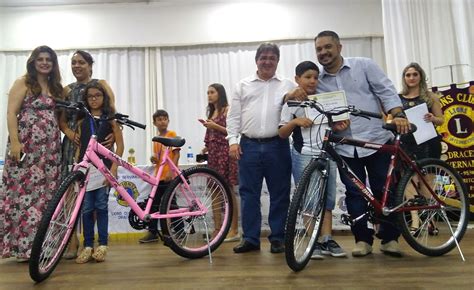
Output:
[185,224,196,234]
[340,214,353,226]
[407,195,428,206]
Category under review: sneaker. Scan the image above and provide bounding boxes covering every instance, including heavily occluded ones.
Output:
[351,241,372,257]
[311,243,324,260]
[139,232,159,243]
[380,240,402,257]
[321,239,347,257]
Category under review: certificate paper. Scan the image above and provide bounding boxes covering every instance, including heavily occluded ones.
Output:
[404,103,438,145]
[86,165,106,191]
[308,90,349,122]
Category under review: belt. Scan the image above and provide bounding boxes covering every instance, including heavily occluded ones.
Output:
[242,135,280,143]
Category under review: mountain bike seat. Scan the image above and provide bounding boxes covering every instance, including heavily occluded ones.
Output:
[152,136,186,147]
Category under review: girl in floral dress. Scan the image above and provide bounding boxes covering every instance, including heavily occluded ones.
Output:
[0,46,63,261]
[200,83,240,242]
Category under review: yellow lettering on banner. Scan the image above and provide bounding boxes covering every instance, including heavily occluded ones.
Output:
[447,150,474,159]
[440,95,454,107]
[456,93,474,104]
[448,159,474,169]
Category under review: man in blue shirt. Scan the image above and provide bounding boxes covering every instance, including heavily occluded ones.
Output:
[315,30,410,257]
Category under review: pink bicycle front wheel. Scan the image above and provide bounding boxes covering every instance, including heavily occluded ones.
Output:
[29,170,85,282]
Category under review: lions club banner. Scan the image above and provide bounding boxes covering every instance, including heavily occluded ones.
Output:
[108,166,154,233]
[433,81,474,208]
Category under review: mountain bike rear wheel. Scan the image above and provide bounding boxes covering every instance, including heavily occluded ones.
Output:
[29,171,85,282]
[160,166,232,259]
[396,158,469,256]
[285,159,327,272]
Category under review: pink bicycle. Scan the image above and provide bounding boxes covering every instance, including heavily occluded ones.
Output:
[29,100,233,282]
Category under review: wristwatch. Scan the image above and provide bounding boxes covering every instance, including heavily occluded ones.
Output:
[393,111,407,119]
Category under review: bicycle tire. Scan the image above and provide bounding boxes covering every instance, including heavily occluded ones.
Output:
[159,166,233,259]
[29,171,85,282]
[395,158,469,256]
[285,159,327,272]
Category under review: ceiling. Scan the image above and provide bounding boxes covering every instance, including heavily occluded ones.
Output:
[0,0,158,7]
[0,0,284,8]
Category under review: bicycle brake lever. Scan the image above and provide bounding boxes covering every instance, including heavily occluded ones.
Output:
[122,122,135,130]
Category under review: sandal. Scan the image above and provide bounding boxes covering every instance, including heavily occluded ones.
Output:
[409,227,420,237]
[63,241,79,260]
[92,245,108,262]
[224,233,240,242]
[75,247,93,264]
[428,221,439,236]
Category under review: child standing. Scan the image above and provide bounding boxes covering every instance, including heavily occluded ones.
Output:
[139,110,180,243]
[279,61,348,259]
[199,83,239,241]
[75,82,124,263]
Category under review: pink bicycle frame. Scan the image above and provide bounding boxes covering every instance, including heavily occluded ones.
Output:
[71,135,207,223]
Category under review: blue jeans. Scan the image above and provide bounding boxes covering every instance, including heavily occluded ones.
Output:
[291,147,337,210]
[238,137,291,246]
[148,182,170,234]
[82,186,109,248]
[339,149,399,245]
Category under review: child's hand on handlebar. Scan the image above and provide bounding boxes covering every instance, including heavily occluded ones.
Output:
[332,120,350,132]
[292,117,313,128]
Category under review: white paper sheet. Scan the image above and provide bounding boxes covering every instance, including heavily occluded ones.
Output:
[404,103,438,145]
[86,165,106,191]
[307,90,349,122]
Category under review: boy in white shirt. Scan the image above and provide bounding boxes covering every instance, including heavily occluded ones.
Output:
[279,61,348,259]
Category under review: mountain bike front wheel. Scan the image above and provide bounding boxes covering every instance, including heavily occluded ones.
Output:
[29,171,85,282]
[160,166,232,259]
[396,158,469,256]
[285,159,327,272]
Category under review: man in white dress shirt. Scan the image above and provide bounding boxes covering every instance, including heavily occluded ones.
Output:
[227,42,295,254]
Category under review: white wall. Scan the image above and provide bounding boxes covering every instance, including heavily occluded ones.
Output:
[0,0,383,50]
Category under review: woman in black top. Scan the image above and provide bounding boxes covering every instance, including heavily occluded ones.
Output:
[399,62,444,159]
[399,62,444,236]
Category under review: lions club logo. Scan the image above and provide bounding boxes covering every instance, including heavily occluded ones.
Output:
[438,104,473,149]
[113,181,139,207]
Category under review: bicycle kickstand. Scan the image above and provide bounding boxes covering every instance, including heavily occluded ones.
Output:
[440,210,466,262]
[202,219,213,264]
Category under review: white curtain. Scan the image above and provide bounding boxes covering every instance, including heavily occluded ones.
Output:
[160,37,385,164]
[0,48,147,164]
[1,38,384,165]
[382,0,474,89]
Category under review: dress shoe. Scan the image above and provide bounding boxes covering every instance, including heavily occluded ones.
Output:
[233,240,260,253]
[270,240,285,253]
